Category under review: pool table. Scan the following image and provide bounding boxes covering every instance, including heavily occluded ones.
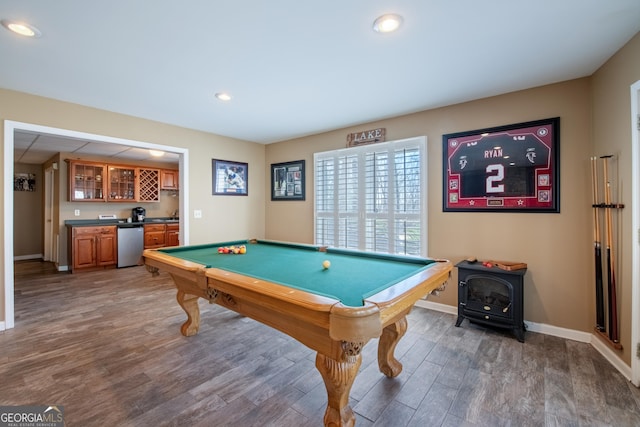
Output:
[143,239,451,427]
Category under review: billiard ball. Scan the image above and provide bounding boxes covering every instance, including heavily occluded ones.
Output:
[322,260,331,269]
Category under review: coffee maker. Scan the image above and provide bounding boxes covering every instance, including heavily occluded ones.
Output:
[132,207,146,222]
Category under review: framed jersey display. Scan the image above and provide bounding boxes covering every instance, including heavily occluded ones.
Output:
[443,117,560,213]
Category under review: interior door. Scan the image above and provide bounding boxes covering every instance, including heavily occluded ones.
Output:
[43,166,55,262]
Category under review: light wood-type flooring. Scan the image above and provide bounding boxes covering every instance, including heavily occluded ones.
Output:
[3,260,640,426]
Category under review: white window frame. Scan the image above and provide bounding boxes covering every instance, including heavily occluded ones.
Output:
[313,136,428,257]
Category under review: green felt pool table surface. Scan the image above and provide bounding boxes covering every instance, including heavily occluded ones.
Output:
[156,239,437,307]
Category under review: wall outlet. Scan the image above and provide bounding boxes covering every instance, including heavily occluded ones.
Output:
[74,209,80,216]
[194,209,202,219]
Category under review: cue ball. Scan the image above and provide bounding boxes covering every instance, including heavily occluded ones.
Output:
[322,260,331,269]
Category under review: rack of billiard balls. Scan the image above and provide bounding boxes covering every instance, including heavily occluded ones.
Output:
[217,245,247,254]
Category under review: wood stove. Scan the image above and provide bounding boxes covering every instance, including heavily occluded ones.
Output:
[455,260,527,342]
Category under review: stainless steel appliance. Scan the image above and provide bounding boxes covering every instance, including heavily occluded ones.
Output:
[117,225,144,267]
[132,207,146,222]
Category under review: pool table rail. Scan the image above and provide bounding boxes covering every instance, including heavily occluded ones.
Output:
[144,252,208,294]
[206,268,388,356]
[366,259,452,325]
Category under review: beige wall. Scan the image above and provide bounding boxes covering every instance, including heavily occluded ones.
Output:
[13,163,44,257]
[591,32,640,364]
[266,78,594,341]
[1,89,266,322]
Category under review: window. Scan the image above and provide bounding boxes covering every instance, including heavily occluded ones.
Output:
[314,137,427,256]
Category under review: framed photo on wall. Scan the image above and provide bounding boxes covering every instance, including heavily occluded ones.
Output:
[271,160,305,201]
[14,173,36,191]
[443,117,560,213]
[212,159,248,195]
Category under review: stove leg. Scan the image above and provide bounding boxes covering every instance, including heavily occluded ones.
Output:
[455,315,464,327]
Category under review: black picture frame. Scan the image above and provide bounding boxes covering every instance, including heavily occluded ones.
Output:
[14,172,36,192]
[271,160,305,201]
[212,159,248,196]
[443,117,560,213]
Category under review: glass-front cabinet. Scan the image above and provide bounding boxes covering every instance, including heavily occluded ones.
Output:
[67,160,162,203]
[68,161,106,201]
[107,166,136,201]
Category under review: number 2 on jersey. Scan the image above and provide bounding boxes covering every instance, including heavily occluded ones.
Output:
[486,164,504,193]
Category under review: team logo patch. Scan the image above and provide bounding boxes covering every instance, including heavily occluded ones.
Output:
[526,148,537,163]
[458,155,468,170]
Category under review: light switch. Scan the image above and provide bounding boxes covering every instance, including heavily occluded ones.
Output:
[74,209,80,216]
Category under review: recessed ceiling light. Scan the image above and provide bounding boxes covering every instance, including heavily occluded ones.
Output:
[1,19,41,38]
[373,14,403,33]
[215,92,232,101]
[149,150,165,157]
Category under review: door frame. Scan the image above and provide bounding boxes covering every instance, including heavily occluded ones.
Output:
[43,165,55,262]
[631,79,640,386]
[3,119,190,330]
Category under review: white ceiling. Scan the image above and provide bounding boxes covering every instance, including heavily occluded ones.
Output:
[13,130,180,165]
[3,1,640,164]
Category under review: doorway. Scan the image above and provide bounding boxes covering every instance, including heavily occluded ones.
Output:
[3,120,190,330]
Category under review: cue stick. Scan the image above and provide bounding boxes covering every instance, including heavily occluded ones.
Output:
[590,157,605,332]
[601,155,619,343]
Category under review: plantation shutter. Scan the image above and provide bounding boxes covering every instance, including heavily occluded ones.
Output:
[314,137,426,256]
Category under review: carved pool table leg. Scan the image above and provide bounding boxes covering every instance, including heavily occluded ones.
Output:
[316,351,362,427]
[176,290,200,336]
[378,316,408,377]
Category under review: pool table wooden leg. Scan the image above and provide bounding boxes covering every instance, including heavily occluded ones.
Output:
[378,316,408,377]
[316,351,362,427]
[176,290,200,337]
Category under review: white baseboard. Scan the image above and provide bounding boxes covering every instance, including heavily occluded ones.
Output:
[13,253,43,261]
[591,334,632,380]
[524,320,592,343]
[0,320,5,331]
[416,300,457,315]
[12,257,69,272]
[415,300,632,381]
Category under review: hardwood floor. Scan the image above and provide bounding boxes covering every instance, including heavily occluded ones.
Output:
[3,260,640,426]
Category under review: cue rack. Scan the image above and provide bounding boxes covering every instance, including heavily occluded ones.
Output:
[590,155,623,350]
